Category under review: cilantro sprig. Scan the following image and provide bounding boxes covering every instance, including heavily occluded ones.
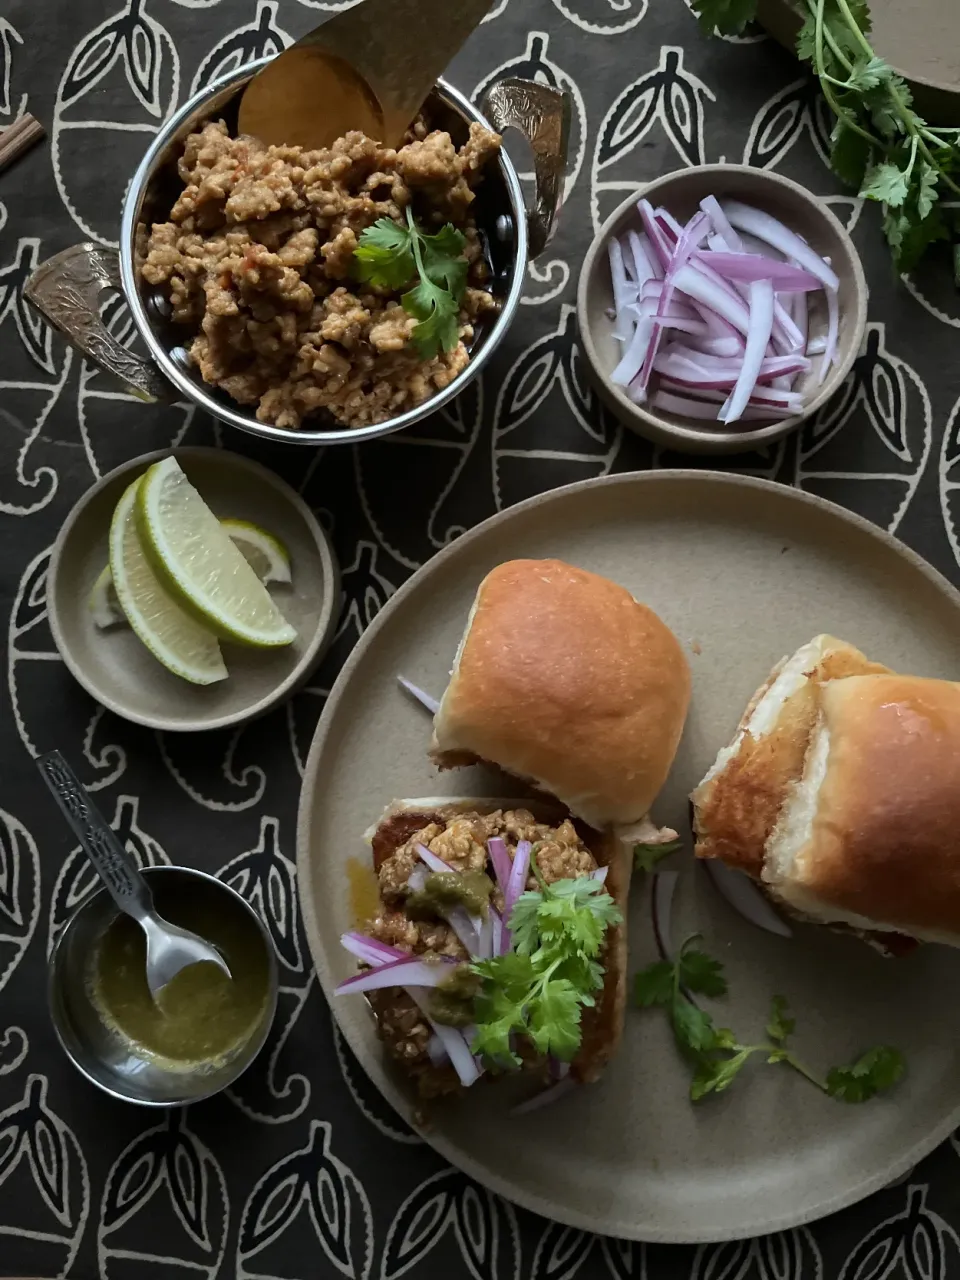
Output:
[634,837,682,873]
[469,866,622,1070]
[691,0,960,272]
[353,209,468,358]
[635,936,905,1103]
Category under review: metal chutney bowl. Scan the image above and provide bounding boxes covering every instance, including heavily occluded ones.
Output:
[25,61,570,447]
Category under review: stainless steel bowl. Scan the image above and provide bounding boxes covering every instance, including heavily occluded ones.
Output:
[49,865,278,1106]
[26,63,570,447]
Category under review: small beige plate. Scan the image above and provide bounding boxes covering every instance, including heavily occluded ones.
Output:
[49,447,339,732]
[298,471,960,1242]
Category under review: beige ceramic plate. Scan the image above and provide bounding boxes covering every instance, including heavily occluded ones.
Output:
[298,471,960,1242]
[49,447,339,732]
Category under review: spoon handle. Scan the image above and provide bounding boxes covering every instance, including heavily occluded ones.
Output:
[37,751,154,922]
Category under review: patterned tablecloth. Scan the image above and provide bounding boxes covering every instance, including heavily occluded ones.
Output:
[3,0,960,1276]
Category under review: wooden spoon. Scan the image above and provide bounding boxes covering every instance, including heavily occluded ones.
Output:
[237,0,495,150]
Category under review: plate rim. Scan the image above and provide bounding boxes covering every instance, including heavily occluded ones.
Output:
[297,468,960,1242]
[48,445,340,732]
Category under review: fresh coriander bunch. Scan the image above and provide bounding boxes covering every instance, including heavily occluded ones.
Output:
[353,208,469,358]
[692,0,960,272]
[471,867,622,1069]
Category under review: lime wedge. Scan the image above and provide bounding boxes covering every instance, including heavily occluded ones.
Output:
[109,479,228,685]
[137,458,297,648]
[219,518,292,586]
[88,564,125,630]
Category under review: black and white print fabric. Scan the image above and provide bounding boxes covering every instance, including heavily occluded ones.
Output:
[3,0,960,1275]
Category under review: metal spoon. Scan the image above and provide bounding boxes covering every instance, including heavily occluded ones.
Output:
[37,751,231,1001]
[237,0,495,151]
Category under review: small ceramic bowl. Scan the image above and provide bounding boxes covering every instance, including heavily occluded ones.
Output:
[576,165,869,455]
[48,446,339,732]
[49,866,279,1106]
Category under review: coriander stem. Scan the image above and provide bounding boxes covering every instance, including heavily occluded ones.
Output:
[782,1051,828,1092]
[801,0,852,73]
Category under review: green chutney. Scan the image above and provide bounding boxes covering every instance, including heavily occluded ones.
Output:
[89,878,272,1069]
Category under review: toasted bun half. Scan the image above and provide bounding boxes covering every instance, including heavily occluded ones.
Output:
[429,560,691,828]
[367,796,630,1085]
[692,635,889,877]
[763,675,960,946]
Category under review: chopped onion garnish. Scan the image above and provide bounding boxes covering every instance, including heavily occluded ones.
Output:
[406,988,481,1088]
[396,675,440,715]
[487,837,512,895]
[505,839,532,918]
[426,1033,448,1066]
[446,904,483,957]
[591,866,609,884]
[605,196,840,426]
[511,1075,577,1115]
[416,842,453,875]
[407,866,428,893]
[334,954,456,994]
[702,858,793,938]
[340,932,408,966]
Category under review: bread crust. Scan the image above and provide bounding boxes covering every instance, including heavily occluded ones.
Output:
[430,559,691,828]
[368,797,628,1085]
[692,638,889,877]
[772,675,960,944]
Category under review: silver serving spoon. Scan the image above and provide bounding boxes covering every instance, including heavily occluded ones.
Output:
[38,751,231,1002]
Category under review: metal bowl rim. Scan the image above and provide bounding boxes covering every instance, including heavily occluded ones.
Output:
[118,59,529,446]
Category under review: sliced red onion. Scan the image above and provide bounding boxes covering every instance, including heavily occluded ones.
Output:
[504,840,532,919]
[652,390,792,423]
[446,905,483,957]
[627,230,659,283]
[656,207,684,240]
[591,866,609,884]
[611,316,653,390]
[334,954,457,994]
[721,201,840,292]
[701,194,744,252]
[426,1033,448,1066]
[651,870,679,961]
[510,1076,577,1115]
[406,865,428,894]
[416,842,453,875]
[696,252,821,292]
[608,238,632,315]
[807,333,827,356]
[720,278,775,424]
[702,858,793,938]
[671,264,752,336]
[637,199,672,271]
[406,988,481,1088]
[636,210,712,395]
[340,932,408,966]
[687,335,743,358]
[487,837,512,895]
[396,675,440,715]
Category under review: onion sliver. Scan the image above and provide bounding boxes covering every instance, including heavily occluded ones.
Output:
[511,1076,577,1115]
[611,316,653,389]
[397,675,440,715]
[340,932,408,966]
[487,837,512,895]
[637,199,672,271]
[720,278,775,424]
[416,842,454,875]
[696,252,821,292]
[627,230,659,283]
[426,1033,448,1066]
[334,955,457,994]
[406,988,481,1088]
[671,264,751,336]
[819,283,839,385]
[720,200,840,292]
[702,858,793,938]
[504,839,532,921]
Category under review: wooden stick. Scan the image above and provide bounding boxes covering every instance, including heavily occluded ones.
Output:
[0,112,45,176]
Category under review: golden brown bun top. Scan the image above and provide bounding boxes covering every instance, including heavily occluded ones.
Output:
[794,674,960,941]
[431,560,691,827]
[692,636,889,878]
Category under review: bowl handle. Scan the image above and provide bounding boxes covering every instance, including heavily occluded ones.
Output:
[24,244,173,403]
[480,78,570,259]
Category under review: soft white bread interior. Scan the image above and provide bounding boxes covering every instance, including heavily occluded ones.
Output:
[692,635,890,877]
[429,559,692,829]
[367,796,630,1084]
[763,675,960,946]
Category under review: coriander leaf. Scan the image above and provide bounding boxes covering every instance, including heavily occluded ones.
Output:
[403,279,460,359]
[421,224,468,296]
[830,121,872,190]
[678,948,728,999]
[861,160,911,207]
[846,55,891,93]
[713,1027,739,1051]
[826,1046,905,1103]
[633,960,675,1007]
[892,205,950,273]
[691,1049,754,1101]
[766,995,795,1045]
[690,0,757,36]
[795,14,817,64]
[634,838,681,872]
[353,218,416,288]
[528,979,582,1059]
[916,161,940,221]
[671,994,718,1055]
